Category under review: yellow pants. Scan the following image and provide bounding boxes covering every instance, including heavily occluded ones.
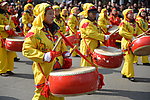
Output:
[0,47,16,73]
[134,56,149,63]
[121,51,135,78]
[32,88,64,100]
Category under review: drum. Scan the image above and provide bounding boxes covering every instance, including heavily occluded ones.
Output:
[64,35,79,46]
[108,25,122,40]
[49,67,100,97]
[5,36,24,52]
[131,35,150,56]
[92,46,123,68]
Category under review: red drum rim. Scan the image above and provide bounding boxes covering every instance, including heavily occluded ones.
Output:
[133,45,150,56]
[132,35,150,42]
[6,36,24,41]
[50,67,96,76]
[94,46,122,56]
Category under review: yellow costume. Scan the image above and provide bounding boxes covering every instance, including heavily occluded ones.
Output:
[119,9,140,78]
[98,9,111,33]
[22,3,34,35]
[134,8,149,64]
[61,9,68,23]
[0,1,16,75]
[53,5,66,34]
[22,3,66,100]
[68,7,80,56]
[79,4,105,67]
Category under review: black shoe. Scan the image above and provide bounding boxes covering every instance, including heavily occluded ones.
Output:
[14,57,20,62]
[75,55,80,57]
[128,77,135,82]
[143,63,150,66]
[122,75,127,78]
[6,71,15,75]
[135,63,140,65]
[0,73,10,77]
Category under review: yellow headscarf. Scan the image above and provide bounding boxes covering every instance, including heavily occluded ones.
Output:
[61,9,68,15]
[70,7,78,14]
[52,5,60,10]
[78,3,94,18]
[24,3,33,11]
[99,8,108,19]
[136,8,145,18]
[32,3,52,30]
[122,9,133,20]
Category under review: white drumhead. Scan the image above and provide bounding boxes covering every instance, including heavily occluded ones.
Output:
[94,46,122,56]
[50,67,96,76]
[6,36,24,41]
[108,25,118,33]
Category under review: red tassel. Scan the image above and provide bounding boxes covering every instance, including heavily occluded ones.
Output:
[40,81,50,98]
[98,73,105,89]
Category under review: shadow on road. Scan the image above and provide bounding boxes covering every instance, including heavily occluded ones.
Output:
[11,73,34,79]
[0,96,19,100]
[16,60,33,65]
[98,68,120,75]
[94,89,150,100]
[135,77,150,83]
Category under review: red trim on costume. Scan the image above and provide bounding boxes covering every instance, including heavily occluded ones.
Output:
[25,32,34,38]
[81,22,89,28]
[45,6,53,11]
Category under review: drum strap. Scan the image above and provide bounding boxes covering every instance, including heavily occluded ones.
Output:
[38,63,51,98]
[0,36,6,48]
[83,38,93,57]
[122,38,132,54]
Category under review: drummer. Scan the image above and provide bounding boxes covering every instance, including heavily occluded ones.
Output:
[53,5,66,35]
[22,3,71,100]
[109,8,121,26]
[0,0,18,76]
[134,8,150,66]
[79,4,110,67]
[119,9,140,82]
[22,3,34,35]
[67,7,80,57]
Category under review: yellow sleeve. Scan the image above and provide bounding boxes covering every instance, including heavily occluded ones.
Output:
[80,20,105,42]
[68,15,76,33]
[22,36,45,63]
[97,17,107,33]
[119,22,133,40]
[22,12,29,24]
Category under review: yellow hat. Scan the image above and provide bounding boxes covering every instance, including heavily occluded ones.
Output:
[136,8,146,18]
[32,3,52,30]
[70,7,78,14]
[122,9,133,20]
[24,3,34,11]
[61,9,68,15]
[53,5,60,10]
[99,8,107,18]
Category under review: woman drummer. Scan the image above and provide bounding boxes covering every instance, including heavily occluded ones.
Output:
[119,9,140,82]
[22,3,71,100]
[134,8,150,66]
[79,4,110,67]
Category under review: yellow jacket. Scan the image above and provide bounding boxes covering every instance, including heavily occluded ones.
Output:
[98,9,110,33]
[0,13,16,38]
[79,18,105,66]
[67,14,79,35]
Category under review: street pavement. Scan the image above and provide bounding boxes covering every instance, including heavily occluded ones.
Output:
[0,52,150,100]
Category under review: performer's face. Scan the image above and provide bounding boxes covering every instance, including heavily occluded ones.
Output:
[88,12,97,21]
[44,9,54,24]
[54,9,60,16]
[127,13,134,20]
[141,11,146,17]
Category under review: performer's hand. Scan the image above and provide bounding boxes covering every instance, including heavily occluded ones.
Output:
[104,35,110,40]
[106,25,112,28]
[5,25,11,31]
[44,52,52,62]
[27,23,32,27]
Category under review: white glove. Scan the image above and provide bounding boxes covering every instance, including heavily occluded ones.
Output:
[132,37,136,41]
[5,25,11,31]
[106,25,112,28]
[27,23,32,27]
[44,52,52,62]
[105,35,110,40]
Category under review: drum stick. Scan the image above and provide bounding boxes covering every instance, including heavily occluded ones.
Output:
[70,45,77,56]
[109,28,119,37]
[137,28,150,38]
[52,37,62,51]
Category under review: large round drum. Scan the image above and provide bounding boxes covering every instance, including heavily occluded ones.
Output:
[64,35,79,46]
[131,35,150,56]
[92,46,123,68]
[108,25,122,40]
[5,36,24,52]
[49,67,99,97]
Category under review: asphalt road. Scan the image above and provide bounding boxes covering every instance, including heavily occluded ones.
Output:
[0,52,150,100]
